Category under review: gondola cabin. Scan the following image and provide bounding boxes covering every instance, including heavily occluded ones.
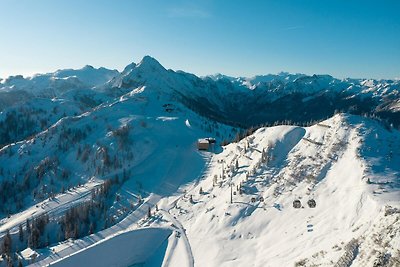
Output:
[293,199,302,209]
[307,199,316,208]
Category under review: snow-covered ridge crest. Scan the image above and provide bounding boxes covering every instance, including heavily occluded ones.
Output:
[1,55,399,107]
[0,65,119,96]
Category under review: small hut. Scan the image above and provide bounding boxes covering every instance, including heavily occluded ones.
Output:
[197,139,210,150]
[18,247,39,264]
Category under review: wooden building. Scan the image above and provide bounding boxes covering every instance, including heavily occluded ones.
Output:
[197,139,210,150]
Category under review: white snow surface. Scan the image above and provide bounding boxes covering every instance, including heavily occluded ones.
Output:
[31,113,400,267]
[0,56,399,266]
[50,227,172,267]
[164,114,399,267]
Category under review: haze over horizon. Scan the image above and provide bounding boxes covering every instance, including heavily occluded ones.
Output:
[1,0,399,80]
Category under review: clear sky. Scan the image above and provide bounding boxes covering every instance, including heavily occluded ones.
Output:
[1,0,399,79]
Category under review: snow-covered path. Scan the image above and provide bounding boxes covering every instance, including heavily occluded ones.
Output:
[160,209,194,267]
[31,194,163,265]
[0,180,102,237]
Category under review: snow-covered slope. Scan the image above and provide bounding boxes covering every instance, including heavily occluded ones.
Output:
[0,56,399,267]
[154,113,399,267]
[0,75,238,266]
[33,113,400,267]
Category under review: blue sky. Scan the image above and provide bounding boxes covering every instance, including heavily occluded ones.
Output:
[1,0,399,79]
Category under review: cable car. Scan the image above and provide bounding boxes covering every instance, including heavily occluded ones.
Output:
[293,199,301,208]
[307,199,316,208]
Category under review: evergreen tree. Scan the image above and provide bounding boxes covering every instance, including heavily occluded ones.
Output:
[89,223,94,235]
[45,233,50,247]
[2,230,12,257]
[147,207,151,218]
[30,227,40,249]
[6,257,13,267]
[19,224,24,242]
[26,219,31,234]
[73,223,79,239]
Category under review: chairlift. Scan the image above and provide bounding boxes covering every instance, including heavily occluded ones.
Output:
[293,199,301,209]
[307,199,316,208]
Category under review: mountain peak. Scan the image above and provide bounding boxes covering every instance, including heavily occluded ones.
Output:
[111,56,169,89]
[120,56,165,76]
[121,62,137,75]
[136,55,165,71]
[83,65,94,70]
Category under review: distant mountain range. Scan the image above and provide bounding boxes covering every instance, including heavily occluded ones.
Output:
[1,55,399,133]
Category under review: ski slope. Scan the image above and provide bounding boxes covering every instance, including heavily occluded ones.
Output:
[30,113,215,266]
[160,114,400,267]
[39,113,400,267]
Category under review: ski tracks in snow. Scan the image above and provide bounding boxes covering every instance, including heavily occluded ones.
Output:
[160,209,194,267]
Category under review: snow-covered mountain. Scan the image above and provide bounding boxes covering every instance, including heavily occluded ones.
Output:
[0,66,118,95]
[26,113,400,267]
[1,56,399,131]
[0,56,398,267]
[105,56,400,128]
